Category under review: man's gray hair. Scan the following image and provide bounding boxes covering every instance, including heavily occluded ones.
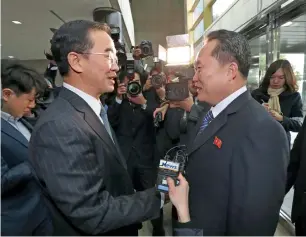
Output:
[206,30,251,78]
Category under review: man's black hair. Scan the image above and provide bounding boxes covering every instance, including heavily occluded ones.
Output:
[1,60,47,97]
[51,20,109,77]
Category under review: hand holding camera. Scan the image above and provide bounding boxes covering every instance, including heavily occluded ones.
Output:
[128,93,147,105]
[116,83,127,100]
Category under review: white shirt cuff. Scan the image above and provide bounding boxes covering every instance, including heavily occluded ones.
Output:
[115,97,122,104]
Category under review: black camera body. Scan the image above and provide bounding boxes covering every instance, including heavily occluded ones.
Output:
[151,73,166,89]
[165,82,189,101]
[138,40,154,58]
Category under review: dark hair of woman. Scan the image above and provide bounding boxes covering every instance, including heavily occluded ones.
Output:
[259,59,298,92]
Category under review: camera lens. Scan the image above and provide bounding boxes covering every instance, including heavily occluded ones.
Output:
[151,74,165,88]
[127,81,141,96]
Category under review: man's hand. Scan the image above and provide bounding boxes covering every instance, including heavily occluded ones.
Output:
[128,94,147,105]
[167,173,190,223]
[153,104,169,120]
[143,77,152,92]
[156,86,166,100]
[132,47,142,60]
[116,83,127,100]
[269,109,283,122]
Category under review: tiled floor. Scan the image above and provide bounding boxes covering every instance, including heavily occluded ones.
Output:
[139,203,293,236]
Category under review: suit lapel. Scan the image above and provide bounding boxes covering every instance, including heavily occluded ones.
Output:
[189,91,251,155]
[189,111,227,154]
[59,88,127,168]
[1,118,29,147]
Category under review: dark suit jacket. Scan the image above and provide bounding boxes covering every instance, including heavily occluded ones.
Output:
[28,88,160,236]
[1,119,52,235]
[286,116,306,223]
[185,91,289,235]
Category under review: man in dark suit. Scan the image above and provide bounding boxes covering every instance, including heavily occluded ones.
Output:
[286,116,306,236]
[29,20,161,236]
[182,30,289,235]
[1,62,52,235]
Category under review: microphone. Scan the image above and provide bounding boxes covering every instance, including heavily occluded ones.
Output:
[156,145,188,193]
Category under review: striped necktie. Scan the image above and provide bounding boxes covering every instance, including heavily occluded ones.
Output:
[100,106,113,142]
[197,110,214,134]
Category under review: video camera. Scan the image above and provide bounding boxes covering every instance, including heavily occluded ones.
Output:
[110,26,127,67]
[164,72,190,101]
[156,145,188,193]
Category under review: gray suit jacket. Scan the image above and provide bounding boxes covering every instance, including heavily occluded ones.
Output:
[185,91,289,235]
[29,88,160,235]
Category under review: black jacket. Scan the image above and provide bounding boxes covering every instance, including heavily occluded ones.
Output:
[251,88,303,142]
[286,116,306,223]
[107,90,160,167]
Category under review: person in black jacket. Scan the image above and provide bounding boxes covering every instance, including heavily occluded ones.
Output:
[251,59,303,144]
[286,116,306,235]
[107,70,165,235]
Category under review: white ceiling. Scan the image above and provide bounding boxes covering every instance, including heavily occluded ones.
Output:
[1,0,112,60]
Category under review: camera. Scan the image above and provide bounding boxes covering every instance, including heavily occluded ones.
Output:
[119,53,142,97]
[44,50,54,61]
[151,73,166,88]
[110,26,127,66]
[154,112,163,128]
[165,82,189,101]
[139,40,153,58]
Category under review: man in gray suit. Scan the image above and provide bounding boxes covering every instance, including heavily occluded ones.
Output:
[29,20,161,236]
[181,30,289,235]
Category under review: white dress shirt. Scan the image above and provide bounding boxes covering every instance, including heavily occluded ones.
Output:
[210,86,247,118]
[63,83,104,124]
[1,111,31,141]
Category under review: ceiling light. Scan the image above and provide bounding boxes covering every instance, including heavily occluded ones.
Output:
[12,21,22,24]
[8,56,14,58]
[282,21,292,27]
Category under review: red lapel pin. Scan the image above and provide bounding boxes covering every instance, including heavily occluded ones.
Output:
[213,136,222,149]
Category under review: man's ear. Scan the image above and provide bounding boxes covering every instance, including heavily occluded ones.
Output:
[2,88,14,102]
[228,62,239,82]
[67,52,84,73]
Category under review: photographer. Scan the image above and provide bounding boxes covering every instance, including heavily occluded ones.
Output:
[107,69,165,235]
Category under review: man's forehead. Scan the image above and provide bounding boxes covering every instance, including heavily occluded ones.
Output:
[91,30,116,50]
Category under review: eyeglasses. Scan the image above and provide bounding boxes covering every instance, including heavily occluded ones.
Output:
[81,52,118,66]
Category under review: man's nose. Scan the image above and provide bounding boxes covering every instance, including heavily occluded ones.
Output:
[111,62,120,72]
[29,100,36,109]
[192,73,198,83]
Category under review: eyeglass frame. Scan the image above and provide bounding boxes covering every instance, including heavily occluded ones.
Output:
[79,52,118,66]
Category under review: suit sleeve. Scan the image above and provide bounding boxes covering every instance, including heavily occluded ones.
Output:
[286,116,305,193]
[1,156,33,193]
[281,93,303,132]
[227,119,289,235]
[29,120,160,235]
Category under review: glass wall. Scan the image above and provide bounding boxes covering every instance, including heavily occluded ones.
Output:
[212,0,236,21]
[248,35,267,91]
[194,19,204,42]
[193,0,204,23]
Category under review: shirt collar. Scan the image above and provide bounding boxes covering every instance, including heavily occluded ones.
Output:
[211,86,247,118]
[1,111,20,123]
[63,83,102,118]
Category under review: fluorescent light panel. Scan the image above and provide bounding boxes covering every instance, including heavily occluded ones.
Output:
[12,21,22,24]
